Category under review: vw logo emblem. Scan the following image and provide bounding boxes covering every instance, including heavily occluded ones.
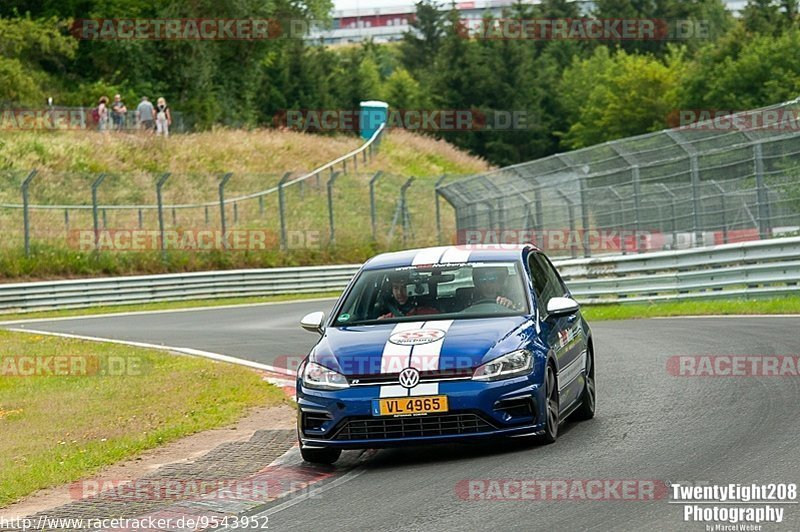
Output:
[398,367,420,389]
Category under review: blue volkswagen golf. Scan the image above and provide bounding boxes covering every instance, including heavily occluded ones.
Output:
[296,245,595,464]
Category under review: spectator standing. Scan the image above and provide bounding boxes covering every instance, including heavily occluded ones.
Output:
[155,97,171,137]
[111,94,127,131]
[136,96,155,132]
[96,96,109,132]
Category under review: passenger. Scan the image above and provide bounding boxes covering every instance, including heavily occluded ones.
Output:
[378,272,438,319]
[471,267,523,310]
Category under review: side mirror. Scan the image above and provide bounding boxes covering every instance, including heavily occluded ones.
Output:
[546,297,580,318]
[300,311,325,334]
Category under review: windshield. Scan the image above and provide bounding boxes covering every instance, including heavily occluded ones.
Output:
[333,261,529,326]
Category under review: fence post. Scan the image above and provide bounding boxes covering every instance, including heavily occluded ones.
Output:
[258,195,265,216]
[608,186,627,254]
[91,173,107,252]
[658,184,677,250]
[632,165,643,253]
[204,206,209,226]
[172,207,177,226]
[754,142,771,239]
[435,174,448,245]
[233,202,239,225]
[278,172,291,250]
[557,191,577,259]
[689,154,702,247]
[156,173,170,261]
[21,170,37,257]
[218,172,232,250]
[64,208,69,234]
[400,177,415,246]
[327,171,342,245]
[353,153,358,173]
[710,180,727,244]
[579,176,591,257]
[369,171,384,241]
[138,209,143,229]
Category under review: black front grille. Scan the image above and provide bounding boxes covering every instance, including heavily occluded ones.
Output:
[328,412,496,440]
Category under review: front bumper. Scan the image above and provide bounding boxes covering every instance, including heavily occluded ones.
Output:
[297,376,545,449]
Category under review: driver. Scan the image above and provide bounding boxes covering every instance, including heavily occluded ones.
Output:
[378,271,438,319]
[472,266,523,310]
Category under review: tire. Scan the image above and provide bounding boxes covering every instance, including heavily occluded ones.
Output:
[300,446,342,465]
[572,347,596,421]
[538,363,559,444]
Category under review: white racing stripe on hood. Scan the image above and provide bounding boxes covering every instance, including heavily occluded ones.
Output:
[380,321,426,375]
[378,319,454,398]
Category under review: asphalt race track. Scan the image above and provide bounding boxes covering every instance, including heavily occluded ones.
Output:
[5,304,799,530]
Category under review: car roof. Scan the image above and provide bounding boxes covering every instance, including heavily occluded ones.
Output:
[363,244,540,271]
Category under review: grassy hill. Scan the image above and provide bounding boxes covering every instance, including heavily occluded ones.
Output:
[0,129,490,280]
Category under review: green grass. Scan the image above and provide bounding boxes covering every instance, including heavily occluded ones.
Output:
[0,291,340,322]
[0,329,286,507]
[581,296,800,321]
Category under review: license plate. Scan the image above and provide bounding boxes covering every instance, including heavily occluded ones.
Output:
[372,395,449,416]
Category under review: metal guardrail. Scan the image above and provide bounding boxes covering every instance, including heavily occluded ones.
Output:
[0,237,797,313]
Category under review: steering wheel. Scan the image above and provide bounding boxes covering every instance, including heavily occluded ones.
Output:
[464,298,509,313]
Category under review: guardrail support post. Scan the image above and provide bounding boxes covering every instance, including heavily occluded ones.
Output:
[21,170,37,257]
[278,172,291,250]
[369,171,384,241]
[156,173,170,261]
[218,172,232,250]
[327,171,342,245]
[91,173,106,252]
[435,174,448,245]
[754,142,771,239]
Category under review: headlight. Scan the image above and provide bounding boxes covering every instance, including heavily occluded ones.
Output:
[302,361,349,390]
[472,349,533,381]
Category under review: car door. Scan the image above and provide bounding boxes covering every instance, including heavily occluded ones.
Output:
[528,252,587,413]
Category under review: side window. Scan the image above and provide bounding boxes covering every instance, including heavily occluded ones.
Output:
[539,254,569,298]
[529,253,567,312]
[527,254,549,314]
